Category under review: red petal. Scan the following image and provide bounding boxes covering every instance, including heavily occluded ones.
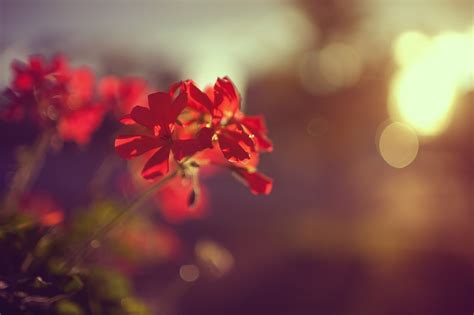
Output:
[235,168,273,195]
[115,135,165,159]
[218,133,250,161]
[172,139,200,161]
[167,92,188,125]
[214,77,240,114]
[241,115,273,152]
[130,106,156,129]
[187,81,213,112]
[171,127,215,160]
[197,127,214,150]
[142,145,171,179]
[148,92,172,124]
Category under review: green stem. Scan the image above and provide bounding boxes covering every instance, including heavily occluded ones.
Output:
[68,169,178,268]
[3,130,52,213]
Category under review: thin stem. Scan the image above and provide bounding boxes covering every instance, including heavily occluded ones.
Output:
[68,169,178,268]
[3,130,52,213]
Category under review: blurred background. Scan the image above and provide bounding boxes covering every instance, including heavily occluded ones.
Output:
[1,0,473,314]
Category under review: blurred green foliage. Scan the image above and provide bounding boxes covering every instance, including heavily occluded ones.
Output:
[0,207,150,315]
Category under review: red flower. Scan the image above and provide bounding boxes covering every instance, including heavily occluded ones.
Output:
[1,55,106,145]
[115,88,211,179]
[20,192,64,226]
[180,77,273,162]
[115,77,273,196]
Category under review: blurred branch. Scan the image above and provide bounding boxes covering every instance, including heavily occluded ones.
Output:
[3,130,53,213]
[68,169,179,268]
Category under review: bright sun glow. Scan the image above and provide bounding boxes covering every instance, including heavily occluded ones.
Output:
[389,28,474,136]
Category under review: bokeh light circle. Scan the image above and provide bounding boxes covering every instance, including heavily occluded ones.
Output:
[378,122,419,168]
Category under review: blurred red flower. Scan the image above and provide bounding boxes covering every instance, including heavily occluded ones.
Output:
[154,175,208,223]
[19,192,64,226]
[1,55,106,145]
[99,76,149,116]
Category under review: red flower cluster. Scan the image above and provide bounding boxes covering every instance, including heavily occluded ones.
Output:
[115,77,273,196]
[1,55,107,145]
[1,54,273,223]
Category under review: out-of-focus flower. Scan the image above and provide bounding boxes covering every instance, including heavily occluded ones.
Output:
[154,175,208,223]
[112,221,181,264]
[0,55,106,145]
[19,192,64,226]
[99,76,149,116]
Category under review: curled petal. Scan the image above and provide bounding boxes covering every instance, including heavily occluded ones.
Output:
[241,115,273,152]
[115,135,166,159]
[218,132,250,161]
[142,145,171,179]
[214,77,240,115]
[234,168,273,195]
[187,81,213,112]
[168,92,188,124]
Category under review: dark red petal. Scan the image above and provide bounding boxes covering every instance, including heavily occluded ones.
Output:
[235,168,273,195]
[142,145,171,179]
[187,81,213,112]
[215,77,238,101]
[241,115,273,152]
[218,133,250,161]
[167,92,188,125]
[130,106,156,129]
[197,127,214,150]
[148,92,172,124]
[241,115,266,131]
[171,139,199,161]
[169,81,184,96]
[115,135,165,159]
[215,77,240,109]
[226,129,255,149]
